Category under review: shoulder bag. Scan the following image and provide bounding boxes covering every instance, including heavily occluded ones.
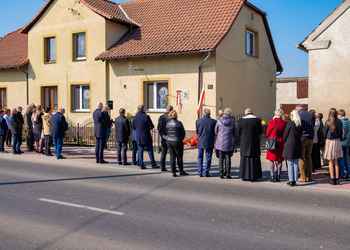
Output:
[266,119,277,151]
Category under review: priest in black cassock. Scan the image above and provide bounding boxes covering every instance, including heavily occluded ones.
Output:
[238,108,263,181]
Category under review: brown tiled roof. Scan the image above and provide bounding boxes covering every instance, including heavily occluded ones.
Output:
[96,0,283,72]
[21,0,139,34]
[96,0,245,60]
[0,28,28,69]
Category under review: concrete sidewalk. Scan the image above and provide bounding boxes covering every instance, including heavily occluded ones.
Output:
[2,144,350,192]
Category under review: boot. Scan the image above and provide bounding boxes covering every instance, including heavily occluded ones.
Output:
[329,178,335,185]
[336,178,340,185]
[275,174,280,182]
[293,181,297,186]
[269,176,275,182]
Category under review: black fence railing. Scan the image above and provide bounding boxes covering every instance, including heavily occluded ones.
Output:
[63,117,161,150]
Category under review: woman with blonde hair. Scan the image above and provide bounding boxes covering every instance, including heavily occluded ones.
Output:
[324,108,343,185]
[282,110,303,186]
[165,110,188,177]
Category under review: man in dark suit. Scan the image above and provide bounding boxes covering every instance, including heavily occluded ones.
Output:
[0,109,9,153]
[238,108,263,181]
[93,102,109,164]
[24,105,35,151]
[196,108,217,177]
[115,108,131,165]
[157,105,173,171]
[51,108,68,160]
[10,108,23,154]
[132,105,160,169]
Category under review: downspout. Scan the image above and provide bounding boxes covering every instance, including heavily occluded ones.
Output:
[18,67,29,105]
[198,52,211,119]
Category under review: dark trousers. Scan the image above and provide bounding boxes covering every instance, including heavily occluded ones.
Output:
[132,141,138,165]
[26,129,34,150]
[167,140,184,174]
[117,141,128,164]
[219,151,233,177]
[12,133,21,153]
[95,138,105,162]
[0,134,5,152]
[54,137,63,158]
[44,135,52,155]
[5,130,12,146]
[138,144,156,167]
[160,138,168,170]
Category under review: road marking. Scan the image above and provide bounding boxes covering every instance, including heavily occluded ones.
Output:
[39,198,124,216]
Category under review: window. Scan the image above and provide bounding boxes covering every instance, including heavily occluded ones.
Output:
[246,29,258,57]
[73,32,86,60]
[44,37,56,63]
[42,86,58,109]
[0,88,6,109]
[72,85,90,112]
[145,81,168,111]
[297,81,308,99]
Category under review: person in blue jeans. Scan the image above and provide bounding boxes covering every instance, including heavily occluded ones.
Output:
[337,109,350,180]
[196,109,217,177]
[51,108,68,159]
[132,105,160,169]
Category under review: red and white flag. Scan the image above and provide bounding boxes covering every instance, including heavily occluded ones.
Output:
[197,85,205,115]
[176,90,181,106]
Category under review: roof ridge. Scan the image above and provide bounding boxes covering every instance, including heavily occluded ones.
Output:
[2,27,24,39]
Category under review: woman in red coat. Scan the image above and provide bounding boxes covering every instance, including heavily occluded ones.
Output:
[266,109,287,182]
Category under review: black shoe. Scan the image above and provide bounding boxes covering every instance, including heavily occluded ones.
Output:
[226,175,232,179]
[172,173,177,177]
[276,175,280,182]
[19,150,24,154]
[269,176,275,182]
[287,181,294,187]
[180,171,189,176]
[175,169,180,172]
[123,163,131,166]
[118,162,122,165]
[13,152,20,155]
[133,162,138,166]
[100,160,108,164]
[220,175,224,179]
[329,178,336,185]
[161,168,168,172]
[293,181,297,186]
[198,174,203,177]
[336,178,340,185]
[96,160,100,163]
[57,156,66,160]
[46,154,53,157]
[205,174,210,177]
[223,171,227,176]
[39,150,45,155]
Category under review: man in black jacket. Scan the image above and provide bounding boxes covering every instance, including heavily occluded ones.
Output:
[157,105,173,171]
[93,102,109,164]
[10,108,23,154]
[0,109,8,153]
[51,108,68,159]
[115,108,131,165]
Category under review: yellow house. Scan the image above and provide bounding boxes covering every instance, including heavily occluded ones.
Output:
[0,0,282,133]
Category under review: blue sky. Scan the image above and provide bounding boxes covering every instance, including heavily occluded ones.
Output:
[0,0,344,77]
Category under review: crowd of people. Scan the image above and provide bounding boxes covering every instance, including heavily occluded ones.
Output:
[1,102,349,186]
[0,104,68,159]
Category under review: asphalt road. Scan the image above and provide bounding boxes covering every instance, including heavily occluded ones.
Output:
[0,157,350,250]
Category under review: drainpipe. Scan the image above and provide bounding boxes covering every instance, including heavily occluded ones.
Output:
[198,52,211,119]
[18,67,29,105]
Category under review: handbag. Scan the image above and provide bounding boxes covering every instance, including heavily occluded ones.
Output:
[266,119,277,151]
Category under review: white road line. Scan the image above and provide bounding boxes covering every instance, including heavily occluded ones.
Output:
[39,198,124,216]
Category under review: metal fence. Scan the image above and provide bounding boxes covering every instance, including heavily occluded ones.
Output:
[63,117,161,149]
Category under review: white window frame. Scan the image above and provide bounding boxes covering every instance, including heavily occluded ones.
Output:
[145,81,168,112]
[73,85,90,112]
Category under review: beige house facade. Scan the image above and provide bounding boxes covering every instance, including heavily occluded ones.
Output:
[298,0,350,116]
[0,0,282,132]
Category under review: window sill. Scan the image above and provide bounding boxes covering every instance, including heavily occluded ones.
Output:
[44,61,56,64]
[71,110,91,113]
[146,110,166,113]
[246,53,259,58]
[73,58,87,62]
